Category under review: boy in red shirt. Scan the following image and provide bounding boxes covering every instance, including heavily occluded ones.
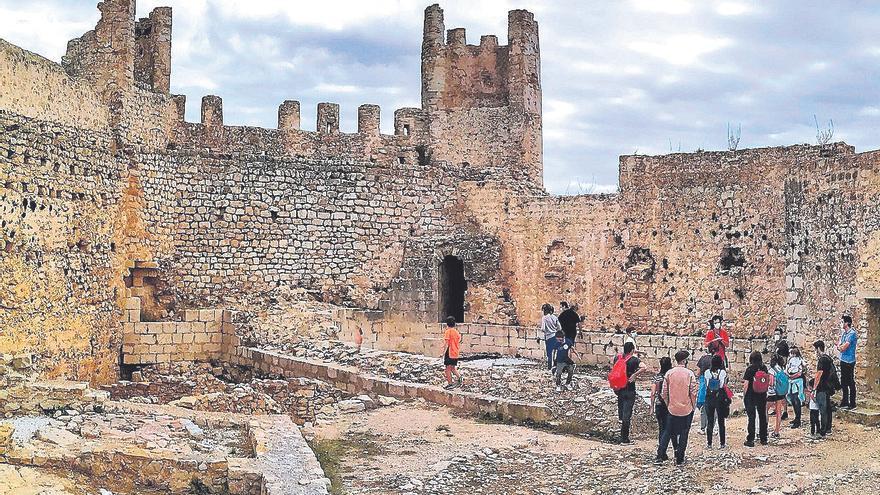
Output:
[443,316,463,389]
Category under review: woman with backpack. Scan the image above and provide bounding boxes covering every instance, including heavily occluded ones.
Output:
[650,356,678,458]
[767,355,788,439]
[703,354,729,449]
[742,351,770,447]
[786,347,806,429]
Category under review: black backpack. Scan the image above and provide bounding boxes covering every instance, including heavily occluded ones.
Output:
[827,359,841,394]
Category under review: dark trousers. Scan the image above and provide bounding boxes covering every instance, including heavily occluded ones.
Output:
[744,394,768,444]
[617,389,636,441]
[840,361,856,408]
[705,397,726,447]
[810,409,820,435]
[655,403,679,458]
[788,392,802,425]
[657,412,693,463]
[815,391,831,435]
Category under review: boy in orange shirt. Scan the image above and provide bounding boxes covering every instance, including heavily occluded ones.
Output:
[443,316,463,389]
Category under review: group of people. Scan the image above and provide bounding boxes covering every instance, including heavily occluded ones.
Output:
[531,304,860,466]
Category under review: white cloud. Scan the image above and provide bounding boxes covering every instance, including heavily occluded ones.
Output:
[629,0,693,15]
[715,2,754,16]
[629,34,732,66]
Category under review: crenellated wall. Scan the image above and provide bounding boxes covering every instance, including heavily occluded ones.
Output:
[3,0,880,391]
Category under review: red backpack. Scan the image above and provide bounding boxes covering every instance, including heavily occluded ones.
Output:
[608,353,633,391]
[752,370,771,394]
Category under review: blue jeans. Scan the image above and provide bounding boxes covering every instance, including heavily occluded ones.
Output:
[658,412,693,463]
[545,339,557,369]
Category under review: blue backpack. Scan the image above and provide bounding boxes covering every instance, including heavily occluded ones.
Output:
[774,367,789,396]
[707,371,723,392]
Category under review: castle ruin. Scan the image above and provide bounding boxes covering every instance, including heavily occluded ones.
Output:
[2,1,880,493]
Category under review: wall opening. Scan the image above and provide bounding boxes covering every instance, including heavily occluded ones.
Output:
[439,255,466,323]
[719,247,745,273]
[866,299,880,393]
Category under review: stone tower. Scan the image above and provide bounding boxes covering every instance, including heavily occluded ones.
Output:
[420,4,543,186]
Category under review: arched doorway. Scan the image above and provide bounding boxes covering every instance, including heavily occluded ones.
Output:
[439,255,466,322]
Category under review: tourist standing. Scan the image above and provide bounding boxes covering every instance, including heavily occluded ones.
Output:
[704,354,729,449]
[538,303,561,370]
[807,378,821,439]
[623,326,637,348]
[836,315,858,410]
[650,356,678,460]
[813,340,834,437]
[655,350,697,465]
[773,327,791,420]
[613,341,643,444]
[553,331,576,391]
[696,341,717,434]
[767,355,788,440]
[442,316,462,389]
[786,347,805,428]
[742,351,770,447]
[705,316,730,365]
[558,301,580,344]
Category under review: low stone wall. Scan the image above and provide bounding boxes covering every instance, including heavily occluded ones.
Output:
[229,346,552,424]
[121,297,234,365]
[336,309,768,372]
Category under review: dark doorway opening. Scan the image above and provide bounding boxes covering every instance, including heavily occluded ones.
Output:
[439,255,466,323]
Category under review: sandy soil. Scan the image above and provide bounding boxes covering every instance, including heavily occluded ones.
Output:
[312,401,880,495]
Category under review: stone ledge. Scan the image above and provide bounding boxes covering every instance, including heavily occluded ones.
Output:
[241,347,552,424]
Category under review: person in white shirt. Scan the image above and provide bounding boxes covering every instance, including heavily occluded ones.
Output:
[703,354,729,449]
[538,303,561,370]
[786,347,805,428]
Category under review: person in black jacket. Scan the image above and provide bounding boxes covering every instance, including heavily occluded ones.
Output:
[558,301,580,344]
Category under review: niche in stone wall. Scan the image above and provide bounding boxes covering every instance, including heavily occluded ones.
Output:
[719,247,745,274]
[123,261,175,321]
[624,247,655,281]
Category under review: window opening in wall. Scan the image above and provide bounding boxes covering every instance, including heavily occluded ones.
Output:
[439,255,466,323]
[416,145,429,166]
[403,124,411,136]
[719,247,745,273]
[326,123,332,133]
[398,156,406,165]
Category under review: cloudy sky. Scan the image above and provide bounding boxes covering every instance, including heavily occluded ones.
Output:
[2,0,879,194]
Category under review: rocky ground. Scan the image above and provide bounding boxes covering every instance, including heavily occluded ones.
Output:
[269,339,657,440]
[311,400,880,495]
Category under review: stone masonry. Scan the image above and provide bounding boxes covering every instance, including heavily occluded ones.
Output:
[1,0,879,399]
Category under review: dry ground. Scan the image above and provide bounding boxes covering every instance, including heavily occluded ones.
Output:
[311,401,880,495]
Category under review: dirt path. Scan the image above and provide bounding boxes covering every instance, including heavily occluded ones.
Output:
[312,402,880,495]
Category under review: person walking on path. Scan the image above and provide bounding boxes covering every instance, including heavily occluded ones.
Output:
[538,303,561,370]
[813,340,835,437]
[655,350,697,466]
[613,341,644,444]
[786,346,806,428]
[742,351,770,447]
[705,315,730,366]
[558,301,580,345]
[650,356,678,460]
[704,354,729,449]
[552,331,576,391]
[767,355,788,440]
[836,315,858,410]
[442,316,462,389]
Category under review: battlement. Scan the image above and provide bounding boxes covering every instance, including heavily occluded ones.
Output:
[421,4,540,113]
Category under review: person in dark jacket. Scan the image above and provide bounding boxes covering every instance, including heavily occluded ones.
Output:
[558,301,580,344]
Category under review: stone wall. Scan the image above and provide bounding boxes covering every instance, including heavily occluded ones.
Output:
[336,308,766,372]
[121,300,231,365]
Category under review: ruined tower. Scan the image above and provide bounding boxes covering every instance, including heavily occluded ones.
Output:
[420,4,543,186]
